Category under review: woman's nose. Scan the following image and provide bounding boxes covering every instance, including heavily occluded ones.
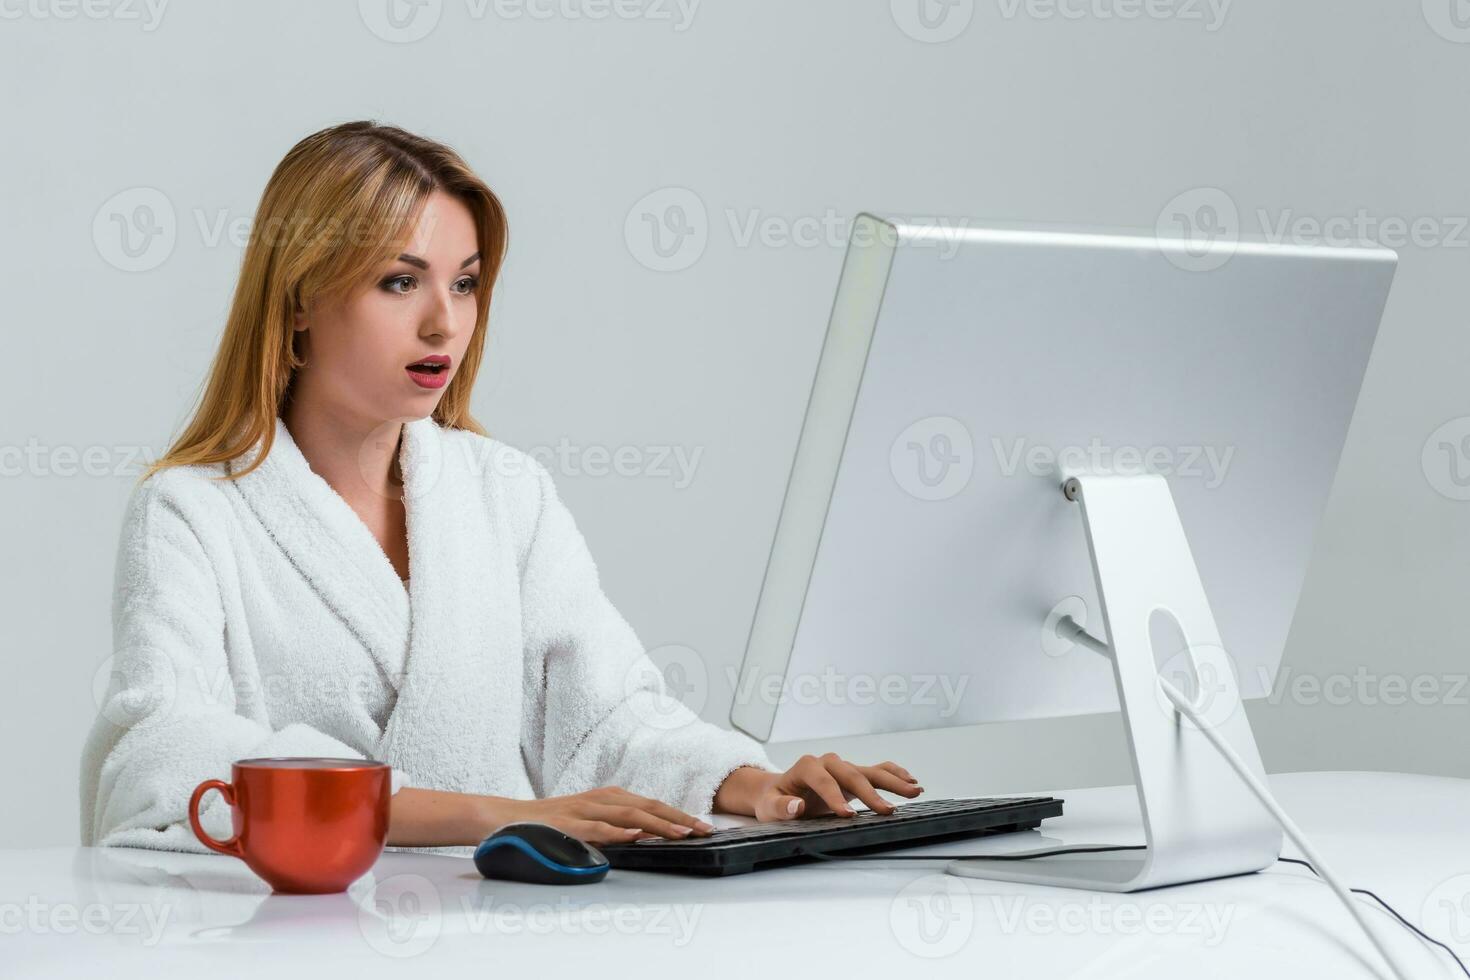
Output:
[421,288,458,339]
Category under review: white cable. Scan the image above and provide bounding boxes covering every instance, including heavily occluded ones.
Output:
[1157,678,1417,980]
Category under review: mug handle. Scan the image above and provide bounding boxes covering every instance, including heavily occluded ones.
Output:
[188,779,245,857]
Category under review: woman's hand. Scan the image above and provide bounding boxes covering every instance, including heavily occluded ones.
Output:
[504,786,715,847]
[716,754,924,821]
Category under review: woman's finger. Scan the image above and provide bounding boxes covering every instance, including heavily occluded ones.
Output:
[585,803,696,840]
[620,793,713,835]
[570,820,642,846]
[827,758,895,814]
[859,765,924,798]
[875,760,918,783]
[794,756,856,816]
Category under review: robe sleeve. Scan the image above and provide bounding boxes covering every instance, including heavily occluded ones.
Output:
[517,459,781,818]
[80,479,408,853]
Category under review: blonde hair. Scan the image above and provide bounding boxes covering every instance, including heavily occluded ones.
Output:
[140,120,509,485]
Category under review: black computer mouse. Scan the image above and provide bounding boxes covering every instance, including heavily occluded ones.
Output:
[473,822,611,885]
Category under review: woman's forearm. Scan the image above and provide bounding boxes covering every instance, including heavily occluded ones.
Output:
[387,787,510,847]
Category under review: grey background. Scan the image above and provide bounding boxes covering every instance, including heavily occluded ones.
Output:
[1,0,1466,847]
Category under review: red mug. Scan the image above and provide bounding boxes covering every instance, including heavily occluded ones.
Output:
[188,757,392,894]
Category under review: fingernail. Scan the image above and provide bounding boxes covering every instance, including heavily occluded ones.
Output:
[674,825,693,836]
[786,799,800,816]
[696,820,714,832]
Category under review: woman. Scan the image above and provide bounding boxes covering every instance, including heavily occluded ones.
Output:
[80,121,922,855]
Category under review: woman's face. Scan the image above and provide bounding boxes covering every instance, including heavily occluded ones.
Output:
[292,190,481,424]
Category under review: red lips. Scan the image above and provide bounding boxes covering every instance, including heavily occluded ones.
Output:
[406,354,451,389]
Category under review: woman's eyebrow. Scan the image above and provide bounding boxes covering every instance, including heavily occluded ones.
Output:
[395,251,482,270]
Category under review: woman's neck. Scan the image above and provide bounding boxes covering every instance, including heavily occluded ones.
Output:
[281,398,403,503]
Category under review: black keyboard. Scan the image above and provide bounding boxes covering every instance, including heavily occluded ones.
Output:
[599,796,1063,876]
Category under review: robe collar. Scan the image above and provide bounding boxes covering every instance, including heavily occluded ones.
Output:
[226,414,447,691]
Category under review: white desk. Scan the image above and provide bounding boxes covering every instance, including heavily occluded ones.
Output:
[5,772,1466,979]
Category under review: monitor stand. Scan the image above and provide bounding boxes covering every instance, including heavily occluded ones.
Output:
[946,472,1283,892]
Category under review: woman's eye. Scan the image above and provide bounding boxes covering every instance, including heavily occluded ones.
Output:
[382,275,414,294]
[454,275,479,294]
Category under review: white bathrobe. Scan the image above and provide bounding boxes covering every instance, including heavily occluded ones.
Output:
[80,415,778,855]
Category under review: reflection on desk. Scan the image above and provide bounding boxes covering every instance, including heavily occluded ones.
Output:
[5,772,1467,979]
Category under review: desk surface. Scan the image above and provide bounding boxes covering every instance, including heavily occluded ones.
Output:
[5,772,1467,979]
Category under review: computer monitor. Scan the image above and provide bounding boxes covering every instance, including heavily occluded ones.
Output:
[731,215,1396,891]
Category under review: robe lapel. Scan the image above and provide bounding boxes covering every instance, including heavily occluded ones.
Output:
[230,414,515,787]
[228,416,422,688]
[378,417,521,789]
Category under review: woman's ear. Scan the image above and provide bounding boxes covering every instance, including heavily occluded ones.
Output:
[290,297,310,365]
